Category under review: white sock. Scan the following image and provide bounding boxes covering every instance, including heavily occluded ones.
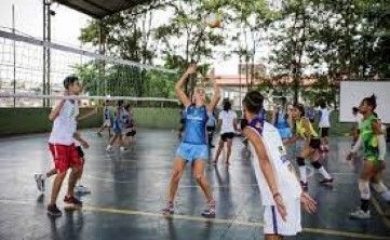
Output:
[299,166,307,183]
[319,167,331,179]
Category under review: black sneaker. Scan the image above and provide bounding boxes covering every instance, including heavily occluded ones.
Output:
[47,204,62,217]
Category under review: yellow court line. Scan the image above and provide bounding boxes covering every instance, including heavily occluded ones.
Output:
[84,205,390,240]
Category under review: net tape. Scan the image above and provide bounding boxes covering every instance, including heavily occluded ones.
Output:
[0,29,177,74]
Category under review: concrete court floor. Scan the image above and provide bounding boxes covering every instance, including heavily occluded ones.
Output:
[0,128,389,240]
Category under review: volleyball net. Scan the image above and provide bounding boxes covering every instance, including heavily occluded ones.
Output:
[0,29,179,108]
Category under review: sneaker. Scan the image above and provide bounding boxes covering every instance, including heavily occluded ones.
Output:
[120,146,127,152]
[300,181,308,191]
[319,178,334,185]
[34,174,45,192]
[162,202,174,215]
[201,200,216,218]
[64,195,83,208]
[75,185,91,195]
[106,145,112,152]
[349,209,371,219]
[47,204,62,217]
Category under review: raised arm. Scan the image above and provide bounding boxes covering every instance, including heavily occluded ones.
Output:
[207,69,221,112]
[49,100,66,121]
[175,64,197,107]
[243,127,287,220]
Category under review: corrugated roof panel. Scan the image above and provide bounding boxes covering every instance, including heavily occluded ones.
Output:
[55,0,153,19]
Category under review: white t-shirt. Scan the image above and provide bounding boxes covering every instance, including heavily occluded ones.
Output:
[249,122,302,206]
[318,108,332,128]
[49,100,79,145]
[219,110,237,134]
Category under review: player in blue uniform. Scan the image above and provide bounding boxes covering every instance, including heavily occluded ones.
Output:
[162,64,220,218]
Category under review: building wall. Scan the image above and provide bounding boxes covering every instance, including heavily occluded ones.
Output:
[0,107,181,136]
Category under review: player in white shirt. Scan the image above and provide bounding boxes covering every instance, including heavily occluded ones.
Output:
[317,101,333,151]
[46,76,84,217]
[214,99,238,165]
[242,91,317,239]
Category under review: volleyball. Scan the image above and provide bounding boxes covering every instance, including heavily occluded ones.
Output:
[205,13,222,28]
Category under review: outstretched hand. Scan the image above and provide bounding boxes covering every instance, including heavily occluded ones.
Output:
[274,194,287,221]
[300,192,317,214]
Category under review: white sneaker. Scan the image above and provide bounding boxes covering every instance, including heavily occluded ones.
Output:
[120,146,127,152]
[75,185,91,194]
[349,209,371,219]
[106,145,112,152]
[34,174,45,192]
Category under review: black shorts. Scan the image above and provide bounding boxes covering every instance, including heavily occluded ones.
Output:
[320,128,329,137]
[221,132,234,142]
[207,126,215,133]
[126,130,137,137]
[309,139,321,149]
[76,146,84,158]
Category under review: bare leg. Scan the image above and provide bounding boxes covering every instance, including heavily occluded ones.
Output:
[225,139,233,165]
[67,167,81,197]
[49,172,67,205]
[214,139,224,164]
[167,157,186,202]
[46,168,57,178]
[265,234,283,240]
[193,160,213,202]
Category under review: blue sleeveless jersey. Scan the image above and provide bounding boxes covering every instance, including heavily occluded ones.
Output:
[275,111,289,129]
[182,105,208,145]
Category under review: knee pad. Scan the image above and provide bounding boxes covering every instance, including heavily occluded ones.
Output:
[297,157,305,166]
[358,179,370,200]
[311,161,322,169]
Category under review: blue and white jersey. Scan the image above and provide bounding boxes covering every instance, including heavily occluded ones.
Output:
[275,111,289,129]
[247,117,301,206]
[182,105,208,145]
[104,106,110,120]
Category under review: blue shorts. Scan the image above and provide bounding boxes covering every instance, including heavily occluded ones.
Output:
[176,143,209,162]
[112,121,122,135]
[278,127,292,140]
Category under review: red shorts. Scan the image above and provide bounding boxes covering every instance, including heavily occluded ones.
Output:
[49,144,82,173]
